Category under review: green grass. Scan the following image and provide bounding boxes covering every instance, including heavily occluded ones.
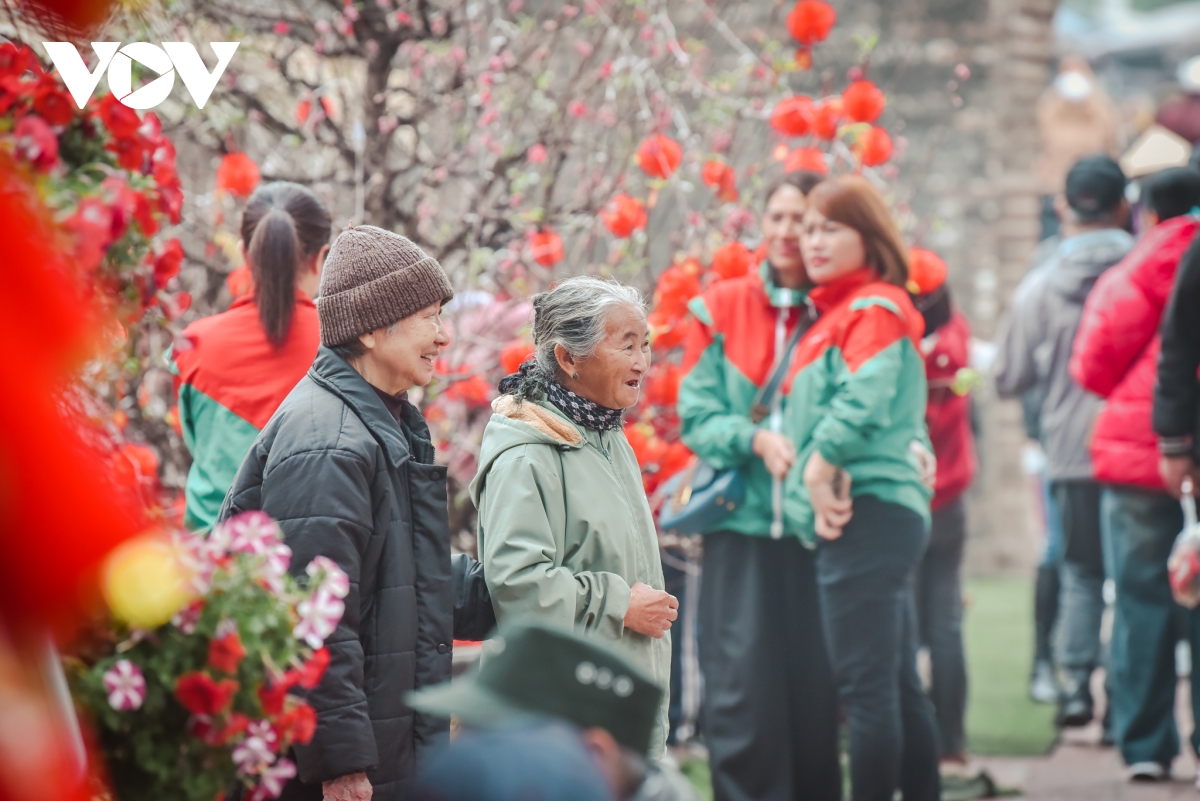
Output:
[963,576,1059,756]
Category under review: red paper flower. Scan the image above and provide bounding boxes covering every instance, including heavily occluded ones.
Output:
[529,229,564,267]
[842,80,886,123]
[258,679,290,717]
[108,135,149,172]
[636,134,682,179]
[153,239,184,286]
[769,96,814,137]
[32,77,74,126]
[64,197,113,270]
[855,126,893,167]
[644,363,683,408]
[500,341,535,375]
[13,115,58,171]
[216,152,261,198]
[277,703,317,745]
[811,98,843,140]
[601,194,648,238]
[98,95,141,139]
[296,647,330,690]
[654,265,701,318]
[907,248,948,295]
[784,146,828,175]
[208,631,247,675]
[175,672,239,716]
[711,241,755,280]
[701,160,738,203]
[295,99,311,124]
[787,0,836,46]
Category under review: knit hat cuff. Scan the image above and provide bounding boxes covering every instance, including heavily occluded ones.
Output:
[318,257,454,346]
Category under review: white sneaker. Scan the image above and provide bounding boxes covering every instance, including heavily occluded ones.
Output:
[1128,762,1167,782]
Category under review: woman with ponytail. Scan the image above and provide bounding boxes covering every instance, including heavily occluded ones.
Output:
[172,182,331,530]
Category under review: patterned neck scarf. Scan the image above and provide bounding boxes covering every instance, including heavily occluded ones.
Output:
[545,380,625,431]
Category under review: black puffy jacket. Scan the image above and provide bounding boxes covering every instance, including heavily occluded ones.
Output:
[221,346,494,800]
[1154,236,1200,462]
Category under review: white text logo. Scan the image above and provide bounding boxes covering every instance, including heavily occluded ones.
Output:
[42,42,240,110]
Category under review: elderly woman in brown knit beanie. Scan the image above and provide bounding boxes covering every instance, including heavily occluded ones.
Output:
[220,225,495,801]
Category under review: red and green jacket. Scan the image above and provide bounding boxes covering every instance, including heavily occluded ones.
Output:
[170,292,321,530]
[679,266,931,545]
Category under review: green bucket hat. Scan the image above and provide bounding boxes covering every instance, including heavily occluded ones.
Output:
[407,623,664,755]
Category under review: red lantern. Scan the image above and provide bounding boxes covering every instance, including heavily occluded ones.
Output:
[215,152,260,198]
[711,241,755,280]
[769,95,814,137]
[529,229,565,267]
[701,160,739,203]
[601,193,649,238]
[908,248,948,295]
[783,146,828,175]
[842,80,886,123]
[500,341,535,374]
[855,126,893,167]
[787,0,836,46]
[655,265,702,318]
[648,306,687,350]
[811,98,843,140]
[644,363,683,408]
[637,134,683,179]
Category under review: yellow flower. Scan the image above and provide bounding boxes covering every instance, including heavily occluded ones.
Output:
[103,534,192,629]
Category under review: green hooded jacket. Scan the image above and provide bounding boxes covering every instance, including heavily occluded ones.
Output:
[469,395,671,759]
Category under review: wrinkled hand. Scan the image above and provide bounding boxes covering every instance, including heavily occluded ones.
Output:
[324,773,372,801]
[753,430,796,480]
[624,582,678,639]
[803,451,852,540]
[1160,456,1199,500]
[910,440,937,491]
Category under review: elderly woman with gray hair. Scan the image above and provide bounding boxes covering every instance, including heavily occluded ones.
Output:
[469,276,677,759]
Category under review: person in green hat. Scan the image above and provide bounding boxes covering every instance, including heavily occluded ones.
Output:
[408,623,698,801]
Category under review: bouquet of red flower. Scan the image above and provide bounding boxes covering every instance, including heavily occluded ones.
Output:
[68,512,348,801]
[0,41,186,324]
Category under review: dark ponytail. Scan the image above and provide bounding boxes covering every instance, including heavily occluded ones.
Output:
[240,182,332,347]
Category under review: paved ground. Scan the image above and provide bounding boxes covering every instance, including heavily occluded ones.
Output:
[975,679,1199,800]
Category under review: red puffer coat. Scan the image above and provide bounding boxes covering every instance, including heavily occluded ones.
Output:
[924,310,977,511]
[1071,215,1200,490]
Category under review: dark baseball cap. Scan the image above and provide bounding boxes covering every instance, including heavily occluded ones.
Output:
[1065,155,1127,219]
[406,623,664,755]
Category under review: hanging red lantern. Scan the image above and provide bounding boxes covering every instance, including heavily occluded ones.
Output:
[601,193,649,238]
[787,0,836,46]
[529,229,565,267]
[769,95,814,137]
[811,98,843,140]
[907,248,948,295]
[711,241,756,280]
[215,152,260,198]
[842,80,886,123]
[655,265,702,318]
[783,146,828,175]
[636,134,683,179]
[701,160,739,203]
[500,341,535,374]
[855,126,893,167]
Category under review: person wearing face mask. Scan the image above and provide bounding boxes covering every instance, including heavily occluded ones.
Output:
[676,171,842,801]
[220,225,496,801]
[471,276,677,761]
[792,176,940,801]
[1036,55,1122,240]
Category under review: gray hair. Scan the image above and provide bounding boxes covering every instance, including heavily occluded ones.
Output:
[500,276,645,400]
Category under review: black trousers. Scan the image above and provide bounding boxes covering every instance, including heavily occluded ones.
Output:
[816,496,940,801]
[698,531,841,801]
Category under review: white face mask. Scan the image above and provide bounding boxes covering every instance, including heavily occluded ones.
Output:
[1055,70,1093,102]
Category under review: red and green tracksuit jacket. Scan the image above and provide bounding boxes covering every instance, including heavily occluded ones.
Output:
[679,267,931,545]
[170,292,320,530]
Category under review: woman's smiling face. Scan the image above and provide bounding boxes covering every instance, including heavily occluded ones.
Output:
[558,305,651,410]
[801,205,868,285]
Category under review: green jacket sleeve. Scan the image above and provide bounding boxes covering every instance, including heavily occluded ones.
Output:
[678,337,758,470]
[477,447,631,640]
[812,338,908,467]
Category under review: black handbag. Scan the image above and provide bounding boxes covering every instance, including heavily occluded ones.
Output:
[657,304,817,534]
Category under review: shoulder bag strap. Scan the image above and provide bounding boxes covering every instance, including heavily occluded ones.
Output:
[750,301,818,424]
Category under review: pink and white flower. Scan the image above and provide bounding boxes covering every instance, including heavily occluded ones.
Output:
[172,601,203,634]
[103,660,146,711]
[233,735,275,775]
[227,511,283,556]
[257,542,293,594]
[247,719,278,751]
[293,589,345,649]
[249,758,297,800]
[306,556,349,599]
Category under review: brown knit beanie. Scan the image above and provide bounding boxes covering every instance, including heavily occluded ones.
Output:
[317,225,454,346]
